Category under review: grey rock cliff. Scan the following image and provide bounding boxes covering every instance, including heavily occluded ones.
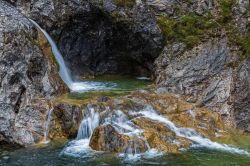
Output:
[0,0,65,145]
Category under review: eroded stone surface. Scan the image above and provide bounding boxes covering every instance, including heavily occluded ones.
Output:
[0,0,65,146]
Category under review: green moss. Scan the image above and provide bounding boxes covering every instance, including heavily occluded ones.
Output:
[217,0,249,63]
[242,31,250,57]
[218,0,234,24]
[185,36,199,48]
[114,0,135,7]
[157,13,218,48]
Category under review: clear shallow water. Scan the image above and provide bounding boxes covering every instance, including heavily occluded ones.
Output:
[1,140,250,166]
[62,75,152,101]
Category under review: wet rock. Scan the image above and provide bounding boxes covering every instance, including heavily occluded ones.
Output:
[6,0,165,77]
[65,90,226,154]
[51,103,84,138]
[90,124,147,153]
[0,0,65,146]
[134,118,191,153]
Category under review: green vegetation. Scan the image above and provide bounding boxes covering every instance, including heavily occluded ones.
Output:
[218,0,234,24]
[217,0,250,62]
[114,0,135,7]
[242,31,250,56]
[158,0,249,63]
[157,12,218,48]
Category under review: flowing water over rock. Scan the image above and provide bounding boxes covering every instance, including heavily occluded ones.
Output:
[77,107,100,140]
[60,92,250,161]
[43,108,53,143]
[29,19,117,92]
[132,106,250,156]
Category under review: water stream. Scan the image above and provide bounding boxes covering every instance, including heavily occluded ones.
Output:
[132,106,250,156]
[43,108,53,143]
[29,19,116,92]
[61,105,250,162]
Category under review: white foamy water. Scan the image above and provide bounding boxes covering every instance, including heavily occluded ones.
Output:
[63,105,250,160]
[43,108,53,144]
[29,19,116,92]
[136,77,151,80]
[61,139,96,158]
[77,107,100,140]
[131,106,250,156]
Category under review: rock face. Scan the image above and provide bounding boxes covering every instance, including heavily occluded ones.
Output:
[6,0,165,78]
[146,0,214,15]
[155,38,234,124]
[233,58,250,132]
[0,0,65,146]
[153,0,250,132]
[155,37,250,131]
[50,102,84,138]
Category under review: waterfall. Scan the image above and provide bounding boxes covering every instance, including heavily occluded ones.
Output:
[29,19,116,92]
[44,108,53,143]
[61,107,100,158]
[77,107,100,139]
[28,19,73,89]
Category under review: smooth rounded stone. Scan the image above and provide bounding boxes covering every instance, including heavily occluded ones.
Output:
[90,124,147,154]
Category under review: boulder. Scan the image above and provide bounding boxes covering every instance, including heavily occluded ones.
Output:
[90,124,147,153]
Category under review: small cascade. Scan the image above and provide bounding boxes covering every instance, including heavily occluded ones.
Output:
[63,105,250,159]
[44,108,53,143]
[132,106,250,156]
[29,19,116,92]
[77,107,100,140]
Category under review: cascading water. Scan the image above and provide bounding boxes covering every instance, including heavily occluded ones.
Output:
[29,19,116,92]
[62,104,250,159]
[44,108,53,143]
[77,107,100,140]
[131,106,250,156]
[62,106,100,158]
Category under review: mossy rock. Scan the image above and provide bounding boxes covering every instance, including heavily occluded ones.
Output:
[114,0,135,7]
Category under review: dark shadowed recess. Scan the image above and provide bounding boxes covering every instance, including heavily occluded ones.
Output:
[50,6,163,79]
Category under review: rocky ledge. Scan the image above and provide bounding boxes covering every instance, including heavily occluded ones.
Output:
[49,90,229,154]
